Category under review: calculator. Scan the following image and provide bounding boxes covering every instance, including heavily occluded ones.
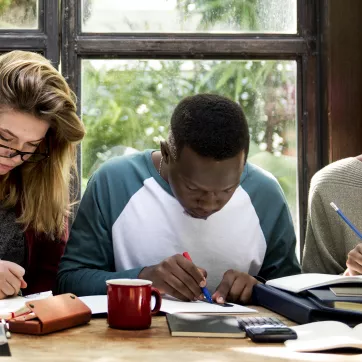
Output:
[237,317,297,343]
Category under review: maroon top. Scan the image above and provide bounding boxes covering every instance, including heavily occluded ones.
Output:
[23,223,68,295]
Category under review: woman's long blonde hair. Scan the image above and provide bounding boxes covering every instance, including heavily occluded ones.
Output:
[0,51,85,238]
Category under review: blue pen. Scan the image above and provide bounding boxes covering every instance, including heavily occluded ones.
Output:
[330,202,362,239]
[182,252,213,303]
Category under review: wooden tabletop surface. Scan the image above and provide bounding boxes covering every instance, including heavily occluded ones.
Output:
[4,306,362,362]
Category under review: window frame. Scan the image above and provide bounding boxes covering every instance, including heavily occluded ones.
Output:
[0,0,59,66]
[66,0,319,258]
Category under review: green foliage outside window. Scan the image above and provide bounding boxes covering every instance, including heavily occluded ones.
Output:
[0,0,37,28]
[82,59,297,220]
[81,1,298,224]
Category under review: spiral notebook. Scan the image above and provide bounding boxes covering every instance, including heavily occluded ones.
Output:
[166,314,246,338]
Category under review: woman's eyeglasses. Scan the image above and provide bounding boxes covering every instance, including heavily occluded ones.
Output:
[0,143,49,163]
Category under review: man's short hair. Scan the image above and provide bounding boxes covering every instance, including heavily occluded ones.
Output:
[169,94,250,161]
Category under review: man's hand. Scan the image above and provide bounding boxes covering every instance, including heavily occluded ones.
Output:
[213,270,259,305]
[0,261,27,299]
[138,254,207,301]
[345,243,362,276]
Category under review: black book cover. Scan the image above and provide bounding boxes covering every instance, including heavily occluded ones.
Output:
[308,289,362,304]
[252,284,362,327]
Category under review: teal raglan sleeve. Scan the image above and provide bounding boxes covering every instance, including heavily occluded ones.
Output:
[57,160,143,296]
[257,200,301,280]
[242,163,301,280]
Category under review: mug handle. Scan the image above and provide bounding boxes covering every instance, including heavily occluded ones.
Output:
[151,287,162,315]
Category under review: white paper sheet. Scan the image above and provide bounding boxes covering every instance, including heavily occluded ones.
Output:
[79,294,256,315]
[79,295,108,315]
[161,295,256,314]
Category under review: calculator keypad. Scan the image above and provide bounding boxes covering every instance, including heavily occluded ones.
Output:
[237,317,286,330]
[237,316,297,343]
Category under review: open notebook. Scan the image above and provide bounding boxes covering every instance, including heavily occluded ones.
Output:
[0,291,52,320]
[285,321,362,352]
[266,273,362,294]
[79,294,256,315]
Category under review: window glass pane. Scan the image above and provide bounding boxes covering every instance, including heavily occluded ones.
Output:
[82,0,297,34]
[0,0,38,29]
[81,59,298,241]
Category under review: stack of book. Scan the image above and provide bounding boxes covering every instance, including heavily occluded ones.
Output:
[252,273,362,326]
[309,286,362,312]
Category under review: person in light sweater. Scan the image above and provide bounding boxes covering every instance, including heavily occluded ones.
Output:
[302,155,362,275]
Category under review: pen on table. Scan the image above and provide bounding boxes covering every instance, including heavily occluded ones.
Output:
[1,319,10,339]
[182,252,213,304]
[11,312,36,322]
[330,202,362,239]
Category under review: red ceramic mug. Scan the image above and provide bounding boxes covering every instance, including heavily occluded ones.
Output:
[106,279,162,330]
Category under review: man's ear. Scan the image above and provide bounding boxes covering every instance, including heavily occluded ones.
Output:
[160,141,172,165]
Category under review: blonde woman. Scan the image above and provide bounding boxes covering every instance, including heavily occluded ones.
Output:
[0,51,85,298]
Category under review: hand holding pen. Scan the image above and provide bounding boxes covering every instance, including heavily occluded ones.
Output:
[182,252,213,303]
[331,202,362,276]
[0,261,27,300]
[138,254,207,301]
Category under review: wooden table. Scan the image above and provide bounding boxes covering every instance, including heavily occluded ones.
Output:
[4,306,362,362]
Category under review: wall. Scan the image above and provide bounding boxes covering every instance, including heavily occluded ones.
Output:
[321,0,362,163]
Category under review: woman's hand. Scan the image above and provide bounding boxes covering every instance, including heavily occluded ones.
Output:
[345,243,362,276]
[0,261,27,299]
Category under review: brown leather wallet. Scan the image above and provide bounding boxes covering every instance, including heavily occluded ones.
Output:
[8,293,92,335]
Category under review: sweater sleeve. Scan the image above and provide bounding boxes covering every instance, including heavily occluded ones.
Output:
[24,228,67,296]
[57,170,142,296]
[302,187,345,274]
